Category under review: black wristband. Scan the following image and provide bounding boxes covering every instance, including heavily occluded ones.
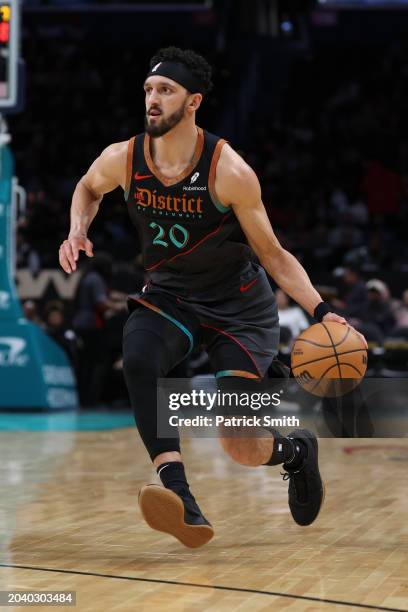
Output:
[314,301,331,322]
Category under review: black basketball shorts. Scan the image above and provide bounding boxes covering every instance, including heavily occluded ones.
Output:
[126,263,280,380]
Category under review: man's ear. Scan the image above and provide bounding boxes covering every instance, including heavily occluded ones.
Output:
[187,93,203,113]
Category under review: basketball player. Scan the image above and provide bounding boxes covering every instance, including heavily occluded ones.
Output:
[59,47,367,548]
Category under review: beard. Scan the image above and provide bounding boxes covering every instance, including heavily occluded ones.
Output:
[144,102,186,138]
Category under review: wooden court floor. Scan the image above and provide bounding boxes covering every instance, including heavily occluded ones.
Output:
[0,429,407,612]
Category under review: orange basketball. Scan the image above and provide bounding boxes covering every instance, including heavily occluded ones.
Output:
[291,322,367,397]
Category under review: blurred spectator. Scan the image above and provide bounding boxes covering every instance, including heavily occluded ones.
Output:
[363,279,396,335]
[72,252,124,406]
[44,300,78,368]
[23,300,43,326]
[73,253,113,331]
[332,265,368,319]
[276,289,309,339]
[392,289,408,329]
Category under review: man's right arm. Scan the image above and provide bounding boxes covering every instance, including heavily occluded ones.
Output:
[59,141,128,274]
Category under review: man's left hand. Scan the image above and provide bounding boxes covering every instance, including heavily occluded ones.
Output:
[322,312,368,349]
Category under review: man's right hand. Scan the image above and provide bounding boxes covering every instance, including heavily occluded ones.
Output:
[59,235,94,274]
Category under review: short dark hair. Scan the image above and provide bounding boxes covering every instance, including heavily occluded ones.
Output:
[149,46,213,95]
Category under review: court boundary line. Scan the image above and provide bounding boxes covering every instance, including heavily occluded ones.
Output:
[0,563,405,611]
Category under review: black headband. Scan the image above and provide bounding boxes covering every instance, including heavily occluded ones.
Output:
[146,61,205,94]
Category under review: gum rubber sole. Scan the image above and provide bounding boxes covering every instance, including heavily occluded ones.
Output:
[138,485,214,548]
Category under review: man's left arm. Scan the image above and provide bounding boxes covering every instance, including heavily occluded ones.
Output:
[215,146,367,346]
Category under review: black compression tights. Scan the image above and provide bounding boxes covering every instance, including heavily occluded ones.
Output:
[123,331,177,461]
[122,307,193,461]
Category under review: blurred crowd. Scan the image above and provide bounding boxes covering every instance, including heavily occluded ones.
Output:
[247,41,408,280]
[9,32,408,405]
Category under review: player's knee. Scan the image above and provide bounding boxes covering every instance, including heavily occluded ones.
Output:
[122,347,160,381]
[122,329,164,381]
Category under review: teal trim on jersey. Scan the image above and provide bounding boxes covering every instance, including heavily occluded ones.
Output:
[158,311,194,357]
[160,311,194,359]
[216,370,233,378]
[215,369,260,379]
[213,199,230,214]
[132,297,194,358]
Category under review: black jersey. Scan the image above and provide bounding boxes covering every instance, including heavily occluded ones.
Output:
[124,127,254,296]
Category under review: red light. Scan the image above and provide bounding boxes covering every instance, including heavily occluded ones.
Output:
[0,22,9,43]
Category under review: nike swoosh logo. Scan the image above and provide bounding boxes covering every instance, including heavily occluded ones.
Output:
[157,464,169,476]
[240,278,258,293]
[135,172,153,181]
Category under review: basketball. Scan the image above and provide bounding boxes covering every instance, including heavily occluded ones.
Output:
[291,322,367,397]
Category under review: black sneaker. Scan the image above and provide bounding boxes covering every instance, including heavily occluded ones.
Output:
[138,484,214,548]
[281,429,325,526]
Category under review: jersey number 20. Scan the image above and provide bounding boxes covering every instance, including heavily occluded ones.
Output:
[149,222,189,249]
